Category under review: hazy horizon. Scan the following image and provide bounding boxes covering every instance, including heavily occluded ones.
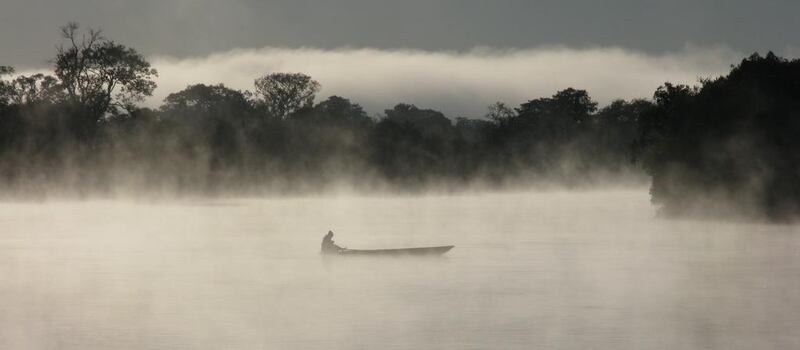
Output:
[3,2,800,349]
[5,0,799,116]
[12,44,750,117]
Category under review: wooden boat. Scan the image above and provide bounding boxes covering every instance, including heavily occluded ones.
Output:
[332,245,454,256]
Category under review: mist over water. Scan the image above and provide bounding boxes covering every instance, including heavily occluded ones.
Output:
[2,190,799,349]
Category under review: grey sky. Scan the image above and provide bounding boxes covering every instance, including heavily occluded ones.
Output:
[1,0,799,69]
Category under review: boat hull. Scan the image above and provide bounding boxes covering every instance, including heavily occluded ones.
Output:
[334,245,454,256]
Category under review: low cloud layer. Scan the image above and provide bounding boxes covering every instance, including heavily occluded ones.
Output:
[148,45,741,117]
[11,46,742,118]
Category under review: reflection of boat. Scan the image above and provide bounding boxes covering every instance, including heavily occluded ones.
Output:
[332,245,454,256]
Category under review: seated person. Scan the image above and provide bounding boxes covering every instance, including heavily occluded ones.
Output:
[321,230,343,253]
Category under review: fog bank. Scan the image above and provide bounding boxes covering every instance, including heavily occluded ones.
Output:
[3,192,800,349]
[149,45,740,116]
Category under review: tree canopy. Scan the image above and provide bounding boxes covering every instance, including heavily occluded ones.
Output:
[54,22,157,117]
[253,72,320,119]
[2,23,800,221]
[633,53,800,220]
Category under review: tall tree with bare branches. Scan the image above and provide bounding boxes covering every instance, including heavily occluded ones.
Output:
[54,22,157,119]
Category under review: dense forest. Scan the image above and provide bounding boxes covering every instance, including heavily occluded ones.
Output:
[632,53,800,221]
[1,24,799,221]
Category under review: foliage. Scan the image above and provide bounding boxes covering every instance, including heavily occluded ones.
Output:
[3,74,65,105]
[0,66,14,108]
[633,53,800,220]
[54,22,157,118]
[6,23,800,221]
[253,72,320,119]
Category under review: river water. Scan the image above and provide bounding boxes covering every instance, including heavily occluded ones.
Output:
[1,190,799,349]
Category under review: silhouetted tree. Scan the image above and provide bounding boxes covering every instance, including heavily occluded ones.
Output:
[486,101,515,122]
[162,83,255,127]
[369,118,430,183]
[262,96,372,185]
[368,104,457,183]
[516,88,596,140]
[384,103,453,139]
[594,99,654,170]
[3,74,65,105]
[160,84,260,185]
[295,95,371,127]
[634,53,800,220]
[55,22,157,118]
[20,24,796,200]
[254,72,320,119]
[0,66,14,108]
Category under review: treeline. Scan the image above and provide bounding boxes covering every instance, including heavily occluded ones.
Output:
[2,24,799,221]
[632,52,800,221]
[0,23,645,196]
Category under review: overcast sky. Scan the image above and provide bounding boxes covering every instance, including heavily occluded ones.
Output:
[2,0,798,116]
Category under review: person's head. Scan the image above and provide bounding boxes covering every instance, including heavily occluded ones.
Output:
[327,230,333,236]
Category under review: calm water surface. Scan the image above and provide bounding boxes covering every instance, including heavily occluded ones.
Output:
[1,191,799,349]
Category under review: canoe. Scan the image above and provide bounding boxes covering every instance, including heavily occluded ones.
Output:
[334,245,454,256]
